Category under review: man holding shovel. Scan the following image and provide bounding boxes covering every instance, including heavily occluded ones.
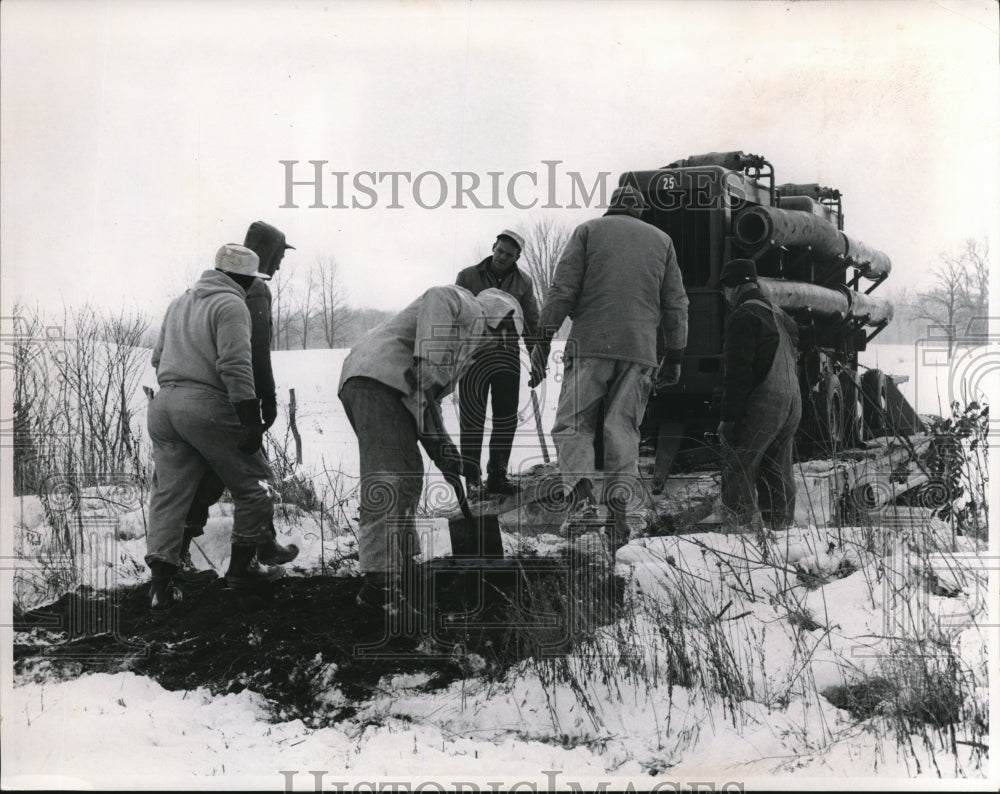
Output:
[530,185,689,548]
[338,285,524,616]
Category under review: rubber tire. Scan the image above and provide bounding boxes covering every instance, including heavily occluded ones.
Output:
[819,374,844,448]
[861,369,888,439]
[840,372,864,449]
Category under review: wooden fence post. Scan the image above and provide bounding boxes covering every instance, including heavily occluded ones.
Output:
[289,388,303,464]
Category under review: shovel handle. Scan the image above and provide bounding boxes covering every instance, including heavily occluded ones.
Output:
[530,389,550,463]
[443,471,476,524]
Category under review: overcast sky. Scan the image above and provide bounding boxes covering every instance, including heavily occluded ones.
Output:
[2,0,997,318]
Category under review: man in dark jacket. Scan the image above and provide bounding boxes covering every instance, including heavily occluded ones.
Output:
[716,258,802,532]
[531,186,688,544]
[146,245,297,614]
[455,230,540,496]
[177,221,295,581]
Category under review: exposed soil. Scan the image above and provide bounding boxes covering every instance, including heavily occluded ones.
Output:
[14,556,624,727]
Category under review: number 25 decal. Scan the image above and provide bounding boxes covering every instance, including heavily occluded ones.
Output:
[660,175,677,190]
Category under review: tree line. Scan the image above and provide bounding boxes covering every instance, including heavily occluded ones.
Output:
[268,256,392,351]
[876,238,990,351]
[266,217,573,351]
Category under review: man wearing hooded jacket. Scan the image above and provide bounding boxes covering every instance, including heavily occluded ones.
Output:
[338,285,524,616]
[177,221,295,581]
[145,244,296,614]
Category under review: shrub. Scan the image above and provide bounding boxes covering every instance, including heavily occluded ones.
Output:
[924,401,989,539]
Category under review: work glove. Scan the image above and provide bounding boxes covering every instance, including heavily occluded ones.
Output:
[656,362,681,391]
[432,441,472,479]
[655,349,684,390]
[234,398,265,455]
[717,420,737,447]
[404,356,437,396]
[261,394,278,431]
[528,344,549,389]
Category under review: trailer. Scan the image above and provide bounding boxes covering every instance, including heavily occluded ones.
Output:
[617,151,924,491]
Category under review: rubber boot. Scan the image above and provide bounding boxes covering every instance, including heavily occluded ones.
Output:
[355,571,424,618]
[256,535,299,566]
[149,561,183,616]
[175,531,217,583]
[559,478,601,538]
[485,467,517,497]
[605,495,630,553]
[224,544,284,589]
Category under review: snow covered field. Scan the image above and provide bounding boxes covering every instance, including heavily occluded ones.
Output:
[3,341,995,789]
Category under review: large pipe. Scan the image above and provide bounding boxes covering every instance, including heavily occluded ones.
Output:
[735,205,843,258]
[734,205,892,280]
[842,235,891,279]
[757,277,894,326]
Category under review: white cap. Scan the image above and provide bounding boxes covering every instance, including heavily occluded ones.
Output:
[476,288,524,337]
[215,244,268,279]
[496,229,525,252]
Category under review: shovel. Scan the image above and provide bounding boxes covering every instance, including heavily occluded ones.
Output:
[442,471,504,559]
[530,389,550,463]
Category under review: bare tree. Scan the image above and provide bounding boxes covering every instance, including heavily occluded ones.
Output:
[12,304,51,495]
[516,215,573,305]
[913,238,991,356]
[951,238,990,322]
[297,266,317,349]
[13,303,150,494]
[338,306,395,347]
[270,270,293,351]
[315,255,347,348]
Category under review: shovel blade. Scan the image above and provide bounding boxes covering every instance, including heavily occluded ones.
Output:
[448,513,503,558]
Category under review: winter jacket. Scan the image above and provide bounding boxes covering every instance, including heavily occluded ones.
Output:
[152,270,256,402]
[721,287,800,422]
[243,220,288,401]
[538,212,688,367]
[245,279,275,400]
[456,257,540,350]
[338,285,523,425]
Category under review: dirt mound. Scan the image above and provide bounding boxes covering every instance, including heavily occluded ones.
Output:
[14,556,624,726]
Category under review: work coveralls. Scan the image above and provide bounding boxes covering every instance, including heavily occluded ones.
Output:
[720,298,802,531]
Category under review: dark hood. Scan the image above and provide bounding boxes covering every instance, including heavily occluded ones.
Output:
[244,221,290,274]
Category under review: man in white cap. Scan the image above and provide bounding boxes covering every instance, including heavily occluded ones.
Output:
[178,221,296,580]
[338,285,524,616]
[144,244,296,615]
[531,184,689,548]
[455,230,540,496]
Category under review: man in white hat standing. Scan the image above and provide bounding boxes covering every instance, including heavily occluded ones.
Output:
[144,244,295,615]
[455,230,540,496]
[531,185,689,547]
[338,285,524,617]
[178,221,296,580]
